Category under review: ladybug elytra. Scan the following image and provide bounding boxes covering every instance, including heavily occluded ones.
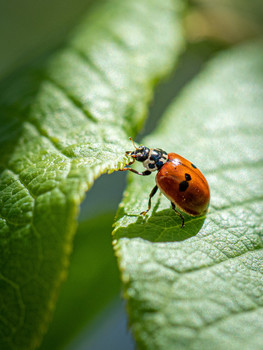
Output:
[119,138,210,228]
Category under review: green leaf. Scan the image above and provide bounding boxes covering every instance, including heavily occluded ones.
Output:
[0,1,184,349]
[40,213,120,350]
[113,40,263,349]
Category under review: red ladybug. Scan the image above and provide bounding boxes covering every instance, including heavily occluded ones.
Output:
[120,138,210,228]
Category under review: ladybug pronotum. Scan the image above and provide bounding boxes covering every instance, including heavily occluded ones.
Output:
[119,138,210,228]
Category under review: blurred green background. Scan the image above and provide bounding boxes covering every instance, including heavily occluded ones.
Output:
[1,0,262,349]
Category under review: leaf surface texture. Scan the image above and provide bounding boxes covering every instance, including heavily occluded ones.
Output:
[114,41,263,350]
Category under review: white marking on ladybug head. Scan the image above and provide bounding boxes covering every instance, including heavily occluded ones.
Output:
[143,148,168,172]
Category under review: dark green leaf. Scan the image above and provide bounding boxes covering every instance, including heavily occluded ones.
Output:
[40,213,120,350]
[0,1,184,349]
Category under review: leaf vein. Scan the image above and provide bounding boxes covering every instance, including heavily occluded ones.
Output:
[205,159,263,175]
[69,45,113,89]
[171,246,263,277]
[44,75,98,123]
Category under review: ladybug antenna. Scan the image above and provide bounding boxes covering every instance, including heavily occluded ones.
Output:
[129,137,138,150]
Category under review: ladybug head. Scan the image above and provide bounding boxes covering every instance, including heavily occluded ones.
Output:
[126,138,150,162]
[125,138,168,172]
[129,146,150,162]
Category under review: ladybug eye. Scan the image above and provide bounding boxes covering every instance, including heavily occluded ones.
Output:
[135,147,150,162]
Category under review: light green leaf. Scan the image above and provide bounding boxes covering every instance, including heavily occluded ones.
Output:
[0,1,184,349]
[113,41,263,349]
[40,213,120,350]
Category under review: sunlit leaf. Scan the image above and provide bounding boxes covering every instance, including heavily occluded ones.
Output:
[114,40,263,350]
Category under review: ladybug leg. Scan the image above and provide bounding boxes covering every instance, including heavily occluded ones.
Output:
[119,168,151,176]
[122,156,135,167]
[126,160,136,166]
[140,185,158,216]
[171,202,185,228]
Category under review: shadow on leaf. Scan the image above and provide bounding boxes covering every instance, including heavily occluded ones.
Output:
[114,207,206,243]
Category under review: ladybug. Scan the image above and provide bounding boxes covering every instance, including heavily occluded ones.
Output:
[119,138,210,228]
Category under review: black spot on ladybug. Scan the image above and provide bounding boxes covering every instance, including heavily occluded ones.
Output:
[148,163,156,169]
[150,150,161,161]
[156,160,164,169]
[191,163,197,169]
[179,181,189,192]
[185,173,191,181]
